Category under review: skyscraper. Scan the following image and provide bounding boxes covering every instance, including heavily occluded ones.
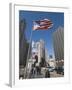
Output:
[53,26,64,61]
[32,39,45,65]
[45,48,49,62]
[38,39,45,64]
[19,19,29,67]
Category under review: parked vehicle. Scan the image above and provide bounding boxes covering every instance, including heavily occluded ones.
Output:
[55,66,64,75]
[47,66,55,72]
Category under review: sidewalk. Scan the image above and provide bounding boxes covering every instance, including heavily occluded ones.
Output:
[50,71,64,77]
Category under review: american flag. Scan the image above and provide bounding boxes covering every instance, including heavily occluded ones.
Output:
[32,19,53,30]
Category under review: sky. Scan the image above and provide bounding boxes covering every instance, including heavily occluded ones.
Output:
[19,10,64,59]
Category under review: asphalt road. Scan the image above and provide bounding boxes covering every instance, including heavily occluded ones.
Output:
[19,68,64,79]
[50,71,64,78]
[28,71,63,79]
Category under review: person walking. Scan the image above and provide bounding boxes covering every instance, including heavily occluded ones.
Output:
[45,69,50,78]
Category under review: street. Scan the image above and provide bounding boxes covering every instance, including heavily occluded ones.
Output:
[19,67,64,79]
[50,71,63,78]
[28,70,63,79]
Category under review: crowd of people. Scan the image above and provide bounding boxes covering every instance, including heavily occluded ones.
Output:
[29,55,50,78]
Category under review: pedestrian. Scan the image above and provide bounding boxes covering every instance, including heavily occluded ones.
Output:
[45,70,50,78]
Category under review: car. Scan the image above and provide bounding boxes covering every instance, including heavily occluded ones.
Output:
[55,66,64,75]
[47,66,55,72]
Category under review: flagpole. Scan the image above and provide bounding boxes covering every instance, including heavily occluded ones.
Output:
[24,19,53,78]
[24,27,33,79]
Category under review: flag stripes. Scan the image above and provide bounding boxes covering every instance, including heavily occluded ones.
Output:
[33,18,53,30]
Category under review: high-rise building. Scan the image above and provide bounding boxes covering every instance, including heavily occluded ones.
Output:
[53,26,64,61]
[38,39,45,64]
[45,48,49,62]
[19,19,30,67]
[32,39,45,65]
